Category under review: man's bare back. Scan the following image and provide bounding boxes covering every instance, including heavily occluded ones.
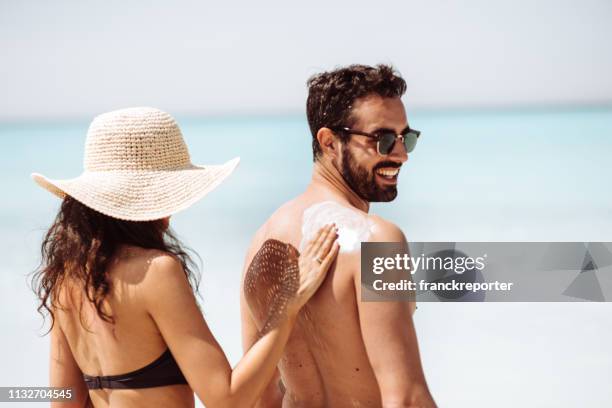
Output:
[241,193,424,407]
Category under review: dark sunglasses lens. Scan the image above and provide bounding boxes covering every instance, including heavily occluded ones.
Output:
[403,132,419,153]
[378,132,397,155]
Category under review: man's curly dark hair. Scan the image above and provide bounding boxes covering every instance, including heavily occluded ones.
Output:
[306,64,407,161]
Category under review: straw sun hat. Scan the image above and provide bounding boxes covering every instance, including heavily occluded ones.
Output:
[32,107,240,221]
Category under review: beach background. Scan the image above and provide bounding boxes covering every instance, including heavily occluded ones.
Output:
[3,109,612,407]
[2,1,612,407]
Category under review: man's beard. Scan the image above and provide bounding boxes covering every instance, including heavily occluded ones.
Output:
[339,143,398,202]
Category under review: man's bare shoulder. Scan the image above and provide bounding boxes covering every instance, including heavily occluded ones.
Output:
[252,198,303,244]
[334,213,406,283]
[242,198,304,274]
[365,213,407,243]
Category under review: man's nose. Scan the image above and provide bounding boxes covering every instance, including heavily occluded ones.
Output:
[388,136,408,163]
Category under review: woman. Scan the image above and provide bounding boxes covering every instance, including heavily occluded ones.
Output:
[31,107,339,407]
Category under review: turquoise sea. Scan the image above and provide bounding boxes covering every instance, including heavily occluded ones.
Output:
[1,108,611,407]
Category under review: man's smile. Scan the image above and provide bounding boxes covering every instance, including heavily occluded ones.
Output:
[375,166,401,184]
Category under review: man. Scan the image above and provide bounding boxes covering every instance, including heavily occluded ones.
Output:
[240,64,436,407]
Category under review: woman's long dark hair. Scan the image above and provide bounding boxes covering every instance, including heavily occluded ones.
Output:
[32,196,199,331]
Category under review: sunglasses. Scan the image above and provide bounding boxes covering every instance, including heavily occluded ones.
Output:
[331,126,421,155]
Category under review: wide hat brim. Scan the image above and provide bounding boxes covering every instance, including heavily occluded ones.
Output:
[31,157,240,221]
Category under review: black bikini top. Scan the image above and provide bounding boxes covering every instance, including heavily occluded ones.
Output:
[83,348,188,390]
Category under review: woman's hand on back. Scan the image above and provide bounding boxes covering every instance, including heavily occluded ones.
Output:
[141,225,339,408]
[50,225,339,408]
[287,223,339,316]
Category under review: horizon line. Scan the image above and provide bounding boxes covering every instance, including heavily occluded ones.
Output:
[1,100,611,126]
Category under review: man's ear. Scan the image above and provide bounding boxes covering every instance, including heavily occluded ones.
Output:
[316,127,339,159]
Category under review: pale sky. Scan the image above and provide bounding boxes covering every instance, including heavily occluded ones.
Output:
[1,0,611,120]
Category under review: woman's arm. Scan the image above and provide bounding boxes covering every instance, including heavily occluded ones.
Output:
[143,224,338,408]
[49,320,91,407]
[240,285,284,408]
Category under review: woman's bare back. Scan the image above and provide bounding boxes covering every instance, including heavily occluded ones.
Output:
[55,246,193,407]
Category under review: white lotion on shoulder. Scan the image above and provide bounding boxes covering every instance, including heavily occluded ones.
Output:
[300,201,374,253]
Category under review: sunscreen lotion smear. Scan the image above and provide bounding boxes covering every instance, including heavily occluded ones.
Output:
[300,201,374,253]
